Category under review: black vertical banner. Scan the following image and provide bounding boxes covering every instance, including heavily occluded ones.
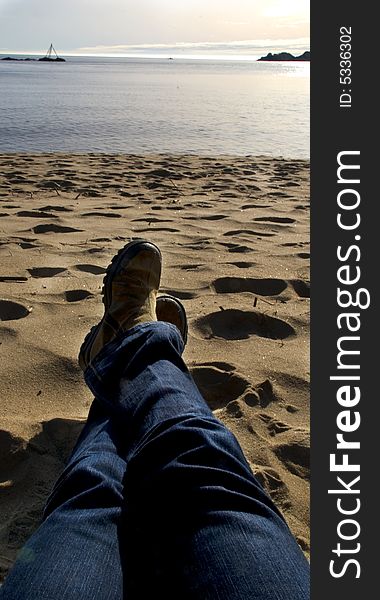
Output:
[311,1,377,597]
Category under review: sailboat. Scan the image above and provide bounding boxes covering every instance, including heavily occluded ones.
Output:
[38,44,65,62]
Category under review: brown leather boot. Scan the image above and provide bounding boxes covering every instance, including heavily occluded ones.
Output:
[156,295,188,346]
[78,239,162,371]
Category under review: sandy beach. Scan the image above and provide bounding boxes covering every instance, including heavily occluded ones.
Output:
[0,153,310,579]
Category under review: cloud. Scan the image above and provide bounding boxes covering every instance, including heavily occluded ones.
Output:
[75,38,310,54]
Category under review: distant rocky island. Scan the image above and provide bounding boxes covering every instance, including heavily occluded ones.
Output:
[1,57,37,61]
[1,56,65,63]
[258,51,310,62]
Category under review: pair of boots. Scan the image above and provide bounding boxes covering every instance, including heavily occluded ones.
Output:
[78,240,187,371]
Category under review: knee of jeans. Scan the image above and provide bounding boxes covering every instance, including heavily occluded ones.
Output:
[147,321,184,353]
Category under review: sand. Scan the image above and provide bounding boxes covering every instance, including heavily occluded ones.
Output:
[0,153,310,580]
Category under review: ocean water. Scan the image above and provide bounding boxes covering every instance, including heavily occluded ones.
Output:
[0,56,309,157]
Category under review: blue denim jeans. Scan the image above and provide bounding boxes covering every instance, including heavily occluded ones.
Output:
[0,322,310,599]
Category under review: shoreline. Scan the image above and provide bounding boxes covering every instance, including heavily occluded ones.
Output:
[0,152,310,161]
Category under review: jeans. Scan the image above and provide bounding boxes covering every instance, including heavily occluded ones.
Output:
[0,322,310,599]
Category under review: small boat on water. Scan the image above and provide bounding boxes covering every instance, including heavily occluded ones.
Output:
[38,44,65,62]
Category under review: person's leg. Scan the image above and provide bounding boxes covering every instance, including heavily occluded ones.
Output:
[2,239,309,600]
[0,401,127,600]
[85,320,310,600]
[0,285,188,599]
[0,242,176,600]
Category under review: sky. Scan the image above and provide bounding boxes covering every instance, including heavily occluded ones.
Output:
[0,0,309,59]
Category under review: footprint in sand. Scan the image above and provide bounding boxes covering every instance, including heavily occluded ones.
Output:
[280,181,300,188]
[107,206,131,211]
[259,414,292,436]
[0,300,30,321]
[254,216,296,224]
[19,242,39,250]
[281,242,302,248]
[131,217,173,223]
[136,227,180,234]
[245,184,262,192]
[252,465,290,508]
[224,229,275,238]
[194,310,295,341]
[32,224,83,234]
[223,230,261,238]
[28,267,67,278]
[273,431,310,479]
[0,276,28,282]
[86,248,106,255]
[64,290,94,302]
[290,279,310,298]
[150,205,183,212]
[220,192,239,199]
[17,211,56,219]
[183,201,214,209]
[241,204,271,210]
[184,214,227,221]
[74,264,107,275]
[175,264,204,272]
[243,380,280,409]
[228,262,255,269]
[4,175,33,184]
[38,206,74,213]
[220,243,253,254]
[81,212,122,218]
[212,277,287,296]
[191,364,250,410]
[180,241,211,251]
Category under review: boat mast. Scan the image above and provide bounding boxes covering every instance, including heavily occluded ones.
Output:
[46,43,59,59]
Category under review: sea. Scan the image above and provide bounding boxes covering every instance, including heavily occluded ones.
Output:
[0,56,309,158]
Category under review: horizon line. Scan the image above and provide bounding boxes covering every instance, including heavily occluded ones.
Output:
[0,52,311,63]
[0,46,310,61]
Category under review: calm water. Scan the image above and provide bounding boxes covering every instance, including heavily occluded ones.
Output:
[0,56,309,157]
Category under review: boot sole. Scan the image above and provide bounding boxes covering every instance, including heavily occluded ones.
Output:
[156,294,188,346]
[79,239,162,370]
[101,239,162,310]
